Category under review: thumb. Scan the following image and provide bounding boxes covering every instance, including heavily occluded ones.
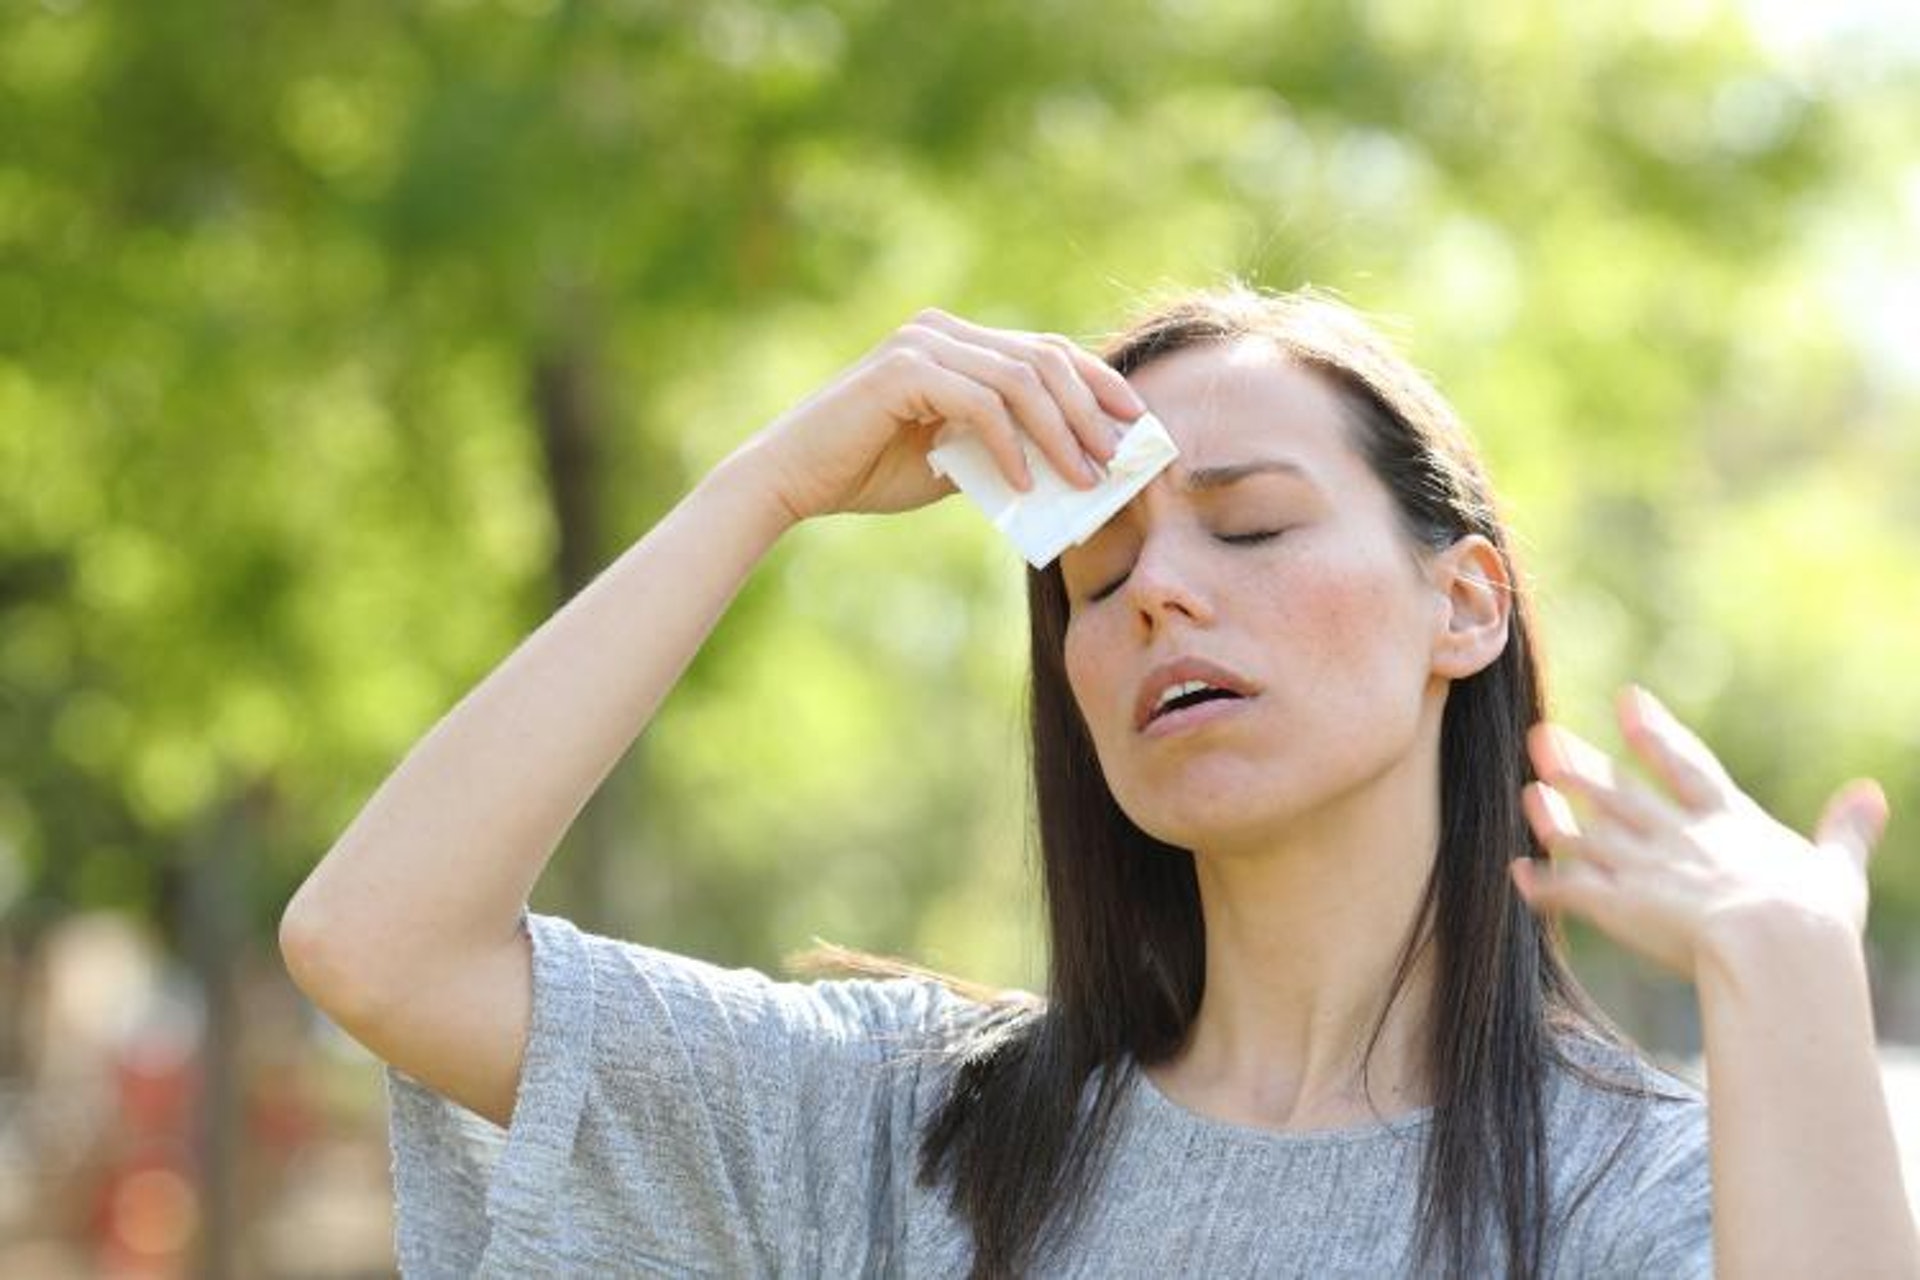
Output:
[1815,778,1891,873]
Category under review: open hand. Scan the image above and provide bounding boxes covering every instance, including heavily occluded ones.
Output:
[1511,685,1890,982]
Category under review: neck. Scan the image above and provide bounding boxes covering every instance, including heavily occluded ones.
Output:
[1152,720,1442,1131]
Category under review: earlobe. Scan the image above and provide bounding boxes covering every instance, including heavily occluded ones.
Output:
[1432,536,1512,679]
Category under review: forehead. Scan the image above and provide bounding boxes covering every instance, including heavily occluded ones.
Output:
[1128,337,1358,468]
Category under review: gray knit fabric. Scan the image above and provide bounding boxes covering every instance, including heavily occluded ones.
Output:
[385,912,1711,1277]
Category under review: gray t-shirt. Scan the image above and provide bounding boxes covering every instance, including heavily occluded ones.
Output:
[386,912,1711,1277]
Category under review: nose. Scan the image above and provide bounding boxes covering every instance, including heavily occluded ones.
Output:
[1120,527,1216,634]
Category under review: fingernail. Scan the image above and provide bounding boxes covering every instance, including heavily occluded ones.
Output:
[1532,724,1569,775]
[1845,793,1886,842]
[1090,422,1119,461]
[1532,780,1577,833]
[1629,685,1662,719]
[1550,727,1607,778]
[1081,454,1107,485]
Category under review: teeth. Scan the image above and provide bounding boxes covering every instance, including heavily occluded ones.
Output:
[1155,679,1218,715]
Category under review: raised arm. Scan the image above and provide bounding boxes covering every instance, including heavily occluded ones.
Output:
[1694,888,1913,1278]
[279,458,798,1125]
[278,309,1141,1126]
[1516,687,1919,1278]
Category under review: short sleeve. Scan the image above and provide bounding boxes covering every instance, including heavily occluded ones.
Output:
[1586,1096,1713,1279]
[385,911,982,1277]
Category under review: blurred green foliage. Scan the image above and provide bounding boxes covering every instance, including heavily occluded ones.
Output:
[2,0,1916,1000]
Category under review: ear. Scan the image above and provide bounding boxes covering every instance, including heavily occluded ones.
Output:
[1428,534,1511,680]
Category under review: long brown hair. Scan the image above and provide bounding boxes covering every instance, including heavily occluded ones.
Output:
[799,283,1662,1277]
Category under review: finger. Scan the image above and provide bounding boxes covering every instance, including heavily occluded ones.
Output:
[1815,778,1891,875]
[906,307,1144,422]
[1527,723,1682,836]
[912,308,1145,422]
[1038,333,1149,425]
[914,310,1132,464]
[1616,685,1739,814]
[916,311,1124,462]
[1511,855,1617,921]
[881,348,1031,491]
[1029,335,1125,461]
[905,324,1106,489]
[1521,781,1625,873]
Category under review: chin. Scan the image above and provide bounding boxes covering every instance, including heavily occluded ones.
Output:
[1129,813,1258,855]
[1107,741,1385,854]
[1111,772,1292,852]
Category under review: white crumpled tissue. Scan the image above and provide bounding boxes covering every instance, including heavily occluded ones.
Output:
[925,411,1180,569]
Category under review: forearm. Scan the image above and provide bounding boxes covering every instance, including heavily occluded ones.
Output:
[1698,911,1919,1278]
[282,449,797,990]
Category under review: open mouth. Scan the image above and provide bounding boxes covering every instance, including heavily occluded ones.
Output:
[1142,686,1252,735]
[1149,684,1244,723]
[1134,659,1261,732]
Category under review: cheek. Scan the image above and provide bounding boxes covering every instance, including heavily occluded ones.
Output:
[1317,572,1399,639]
[1062,624,1102,725]
[1286,554,1435,695]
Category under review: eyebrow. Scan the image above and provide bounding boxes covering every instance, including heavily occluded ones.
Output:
[1072,455,1322,554]
[1176,458,1318,492]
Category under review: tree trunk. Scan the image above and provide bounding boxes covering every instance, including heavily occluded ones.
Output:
[181,785,266,1280]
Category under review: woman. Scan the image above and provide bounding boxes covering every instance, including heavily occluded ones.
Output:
[281,284,1915,1277]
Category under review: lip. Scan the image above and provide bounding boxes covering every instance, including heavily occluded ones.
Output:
[1134,656,1261,733]
[1140,693,1256,739]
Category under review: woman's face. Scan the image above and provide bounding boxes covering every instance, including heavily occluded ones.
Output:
[1059,338,1454,852]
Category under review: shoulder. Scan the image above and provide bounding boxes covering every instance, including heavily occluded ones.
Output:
[1543,1027,1706,1185]
[1542,1028,1712,1277]
[1546,1027,1705,1140]
[530,911,996,1053]
[388,912,1015,1275]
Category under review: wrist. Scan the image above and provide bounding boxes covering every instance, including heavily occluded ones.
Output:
[1695,901,1866,1000]
[700,442,808,538]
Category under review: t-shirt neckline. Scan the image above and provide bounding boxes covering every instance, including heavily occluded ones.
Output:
[1127,1059,1436,1148]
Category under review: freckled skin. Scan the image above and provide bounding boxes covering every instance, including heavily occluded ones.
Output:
[1060,340,1451,857]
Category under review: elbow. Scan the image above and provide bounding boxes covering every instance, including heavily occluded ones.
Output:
[277,891,330,1001]
[279,886,394,1033]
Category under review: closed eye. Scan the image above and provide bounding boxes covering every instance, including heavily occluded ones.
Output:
[1085,530,1286,603]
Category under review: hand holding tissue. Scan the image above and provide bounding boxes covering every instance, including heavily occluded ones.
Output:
[926,412,1180,569]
